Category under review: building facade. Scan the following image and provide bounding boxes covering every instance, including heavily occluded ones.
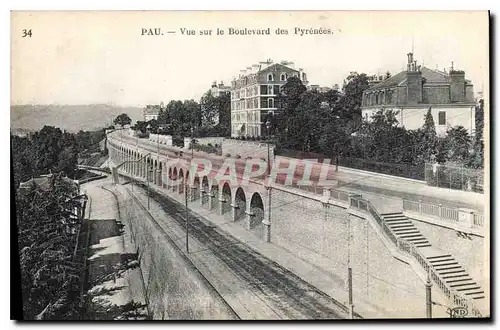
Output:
[230,60,308,138]
[210,81,231,97]
[361,53,476,137]
[143,104,161,122]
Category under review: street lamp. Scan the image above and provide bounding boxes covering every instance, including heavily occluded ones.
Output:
[147,166,153,210]
[266,119,272,177]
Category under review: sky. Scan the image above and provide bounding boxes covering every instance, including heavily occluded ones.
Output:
[11,11,489,107]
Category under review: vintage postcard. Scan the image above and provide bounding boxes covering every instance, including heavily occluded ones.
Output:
[11,11,490,320]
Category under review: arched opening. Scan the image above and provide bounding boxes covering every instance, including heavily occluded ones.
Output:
[234,187,246,222]
[201,176,209,206]
[178,168,184,195]
[249,193,265,232]
[221,182,232,215]
[192,174,200,201]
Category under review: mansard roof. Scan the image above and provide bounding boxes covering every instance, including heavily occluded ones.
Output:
[365,67,462,92]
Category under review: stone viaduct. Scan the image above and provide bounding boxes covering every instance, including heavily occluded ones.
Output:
[107,132,273,241]
[105,130,486,318]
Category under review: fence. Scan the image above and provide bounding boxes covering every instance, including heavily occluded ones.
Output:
[338,157,425,180]
[402,199,484,228]
[425,163,484,193]
[328,192,482,317]
[275,149,425,181]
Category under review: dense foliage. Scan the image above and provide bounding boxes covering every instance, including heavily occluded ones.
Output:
[133,91,231,140]
[273,75,484,175]
[11,126,107,187]
[16,174,85,320]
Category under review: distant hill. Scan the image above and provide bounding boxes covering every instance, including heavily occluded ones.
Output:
[11,104,144,133]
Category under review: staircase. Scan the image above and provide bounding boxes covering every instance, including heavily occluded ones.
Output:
[381,213,431,248]
[427,254,485,301]
[381,212,485,303]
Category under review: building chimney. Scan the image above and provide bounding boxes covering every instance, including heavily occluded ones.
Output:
[450,68,466,102]
[407,52,414,64]
[407,61,422,104]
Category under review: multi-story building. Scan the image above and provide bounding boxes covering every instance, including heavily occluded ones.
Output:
[230,60,308,138]
[361,53,476,136]
[308,84,340,93]
[143,104,162,122]
[210,81,231,97]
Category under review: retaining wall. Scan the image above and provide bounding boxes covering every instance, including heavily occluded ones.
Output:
[270,187,449,317]
[120,188,238,320]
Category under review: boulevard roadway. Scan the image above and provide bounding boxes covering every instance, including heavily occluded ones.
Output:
[113,132,483,212]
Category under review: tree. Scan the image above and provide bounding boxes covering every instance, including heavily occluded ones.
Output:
[339,72,370,121]
[146,119,159,134]
[16,174,84,319]
[468,99,484,168]
[133,121,148,134]
[444,126,472,163]
[214,92,231,137]
[200,91,219,128]
[417,107,438,162]
[113,113,132,127]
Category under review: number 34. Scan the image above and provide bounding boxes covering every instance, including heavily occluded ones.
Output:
[22,29,32,38]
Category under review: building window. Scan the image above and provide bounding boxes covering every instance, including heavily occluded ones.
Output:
[268,85,274,95]
[280,73,287,81]
[438,111,446,125]
[293,73,298,78]
[268,73,274,82]
[387,91,392,104]
[261,85,267,95]
[268,98,274,108]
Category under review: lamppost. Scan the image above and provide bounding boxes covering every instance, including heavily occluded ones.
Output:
[262,119,272,243]
[185,126,195,254]
[147,166,152,210]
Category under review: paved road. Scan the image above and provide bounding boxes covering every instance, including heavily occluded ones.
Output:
[128,179,354,319]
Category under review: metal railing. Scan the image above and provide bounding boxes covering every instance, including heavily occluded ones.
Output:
[473,213,485,227]
[402,199,484,228]
[331,192,482,317]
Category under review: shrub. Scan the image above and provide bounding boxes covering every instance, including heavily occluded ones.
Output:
[225,153,231,157]
[241,136,246,141]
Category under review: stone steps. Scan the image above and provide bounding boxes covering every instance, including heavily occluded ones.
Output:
[381,213,485,302]
[381,213,431,248]
[427,254,485,300]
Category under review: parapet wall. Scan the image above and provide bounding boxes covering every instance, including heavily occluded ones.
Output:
[195,137,224,147]
[221,139,275,159]
[120,188,238,320]
[269,187,449,317]
[149,133,173,146]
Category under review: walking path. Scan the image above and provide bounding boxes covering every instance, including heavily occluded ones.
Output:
[82,179,148,319]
